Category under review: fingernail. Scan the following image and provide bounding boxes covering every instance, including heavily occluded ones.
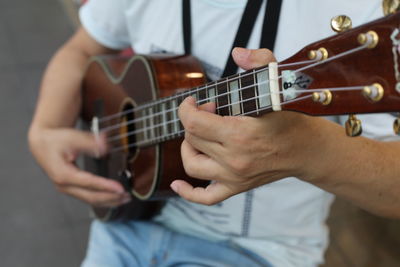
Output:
[170,182,179,193]
[232,47,250,59]
[121,192,130,198]
[121,196,131,204]
[112,186,125,194]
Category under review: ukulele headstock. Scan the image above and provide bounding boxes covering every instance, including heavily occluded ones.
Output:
[278,12,400,120]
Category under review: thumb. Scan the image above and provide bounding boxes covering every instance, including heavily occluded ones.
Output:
[232,47,276,70]
[63,129,108,158]
[170,180,239,205]
[198,102,216,113]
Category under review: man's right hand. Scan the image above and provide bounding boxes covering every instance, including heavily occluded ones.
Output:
[28,127,131,207]
[27,27,129,207]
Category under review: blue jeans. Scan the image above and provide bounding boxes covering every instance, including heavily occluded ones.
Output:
[81,220,272,267]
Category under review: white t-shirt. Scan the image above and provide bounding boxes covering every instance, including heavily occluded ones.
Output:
[80,1,396,266]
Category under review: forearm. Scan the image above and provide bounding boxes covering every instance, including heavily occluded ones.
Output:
[30,28,118,131]
[301,117,400,218]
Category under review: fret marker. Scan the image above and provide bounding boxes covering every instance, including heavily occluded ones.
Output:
[268,62,281,111]
[171,99,179,133]
[256,70,271,109]
[161,102,168,136]
[207,87,216,103]
[229,80,241,115]
[148,107,155,140]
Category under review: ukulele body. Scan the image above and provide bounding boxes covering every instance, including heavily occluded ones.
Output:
[81,54,206,221]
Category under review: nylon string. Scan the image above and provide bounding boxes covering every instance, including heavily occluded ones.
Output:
[102,43,369,135]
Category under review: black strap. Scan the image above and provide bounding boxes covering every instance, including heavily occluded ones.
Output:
[222,0,264,77]
[260,0,283,51]
[182,0,192,55]
[182,0,283,77]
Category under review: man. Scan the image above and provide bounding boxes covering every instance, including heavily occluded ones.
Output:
[28,0,400,266]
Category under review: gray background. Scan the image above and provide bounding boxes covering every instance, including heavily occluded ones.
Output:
[0,0,89,266]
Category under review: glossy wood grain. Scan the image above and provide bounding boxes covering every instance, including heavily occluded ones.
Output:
[81,54,207,220]
[279,12,400,115]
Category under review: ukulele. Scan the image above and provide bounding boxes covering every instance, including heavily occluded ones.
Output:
[81,12,400,221]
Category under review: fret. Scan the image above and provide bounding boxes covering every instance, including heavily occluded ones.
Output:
[148,107,155,141]
[191,92,197,101]
[154,104,161,140]
[256,69,272,109]
[216,78,230,116]
[166,100,173,135]
[240,70,257,115]
[253,69,259,114]
[207,86,216,103]
[229,79,241,115]
[171,98,179,134]
[197,85,207,105]
[161,102,168,138]
[143,108,149,141]
[134,109,145,144]
[176,95,184,133]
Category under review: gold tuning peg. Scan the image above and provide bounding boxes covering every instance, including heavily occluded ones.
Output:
[345,115,362,137]
[383,0,400,16]
[394,117,400,135]
[330,15,352,33]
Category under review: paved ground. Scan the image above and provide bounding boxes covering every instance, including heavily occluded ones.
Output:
[1,1,400,267]
[0,0,90,266]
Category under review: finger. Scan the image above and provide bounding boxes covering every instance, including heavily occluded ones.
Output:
[232,47,276,70]
[63,129,108,158]
[181,140,226,180]
[198,101,216,113]
[184,132,224,160]
[179,97,227,142]
[170,180,238,205]
[57,162,125,194]
[59,185,131,207]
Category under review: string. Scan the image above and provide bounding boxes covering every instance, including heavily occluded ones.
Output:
[101,43,369,134]
[109,86,347,153]
[93,41,372,152]
[108,85,365,144]
[97,59,317,123]
[102,78,273,133]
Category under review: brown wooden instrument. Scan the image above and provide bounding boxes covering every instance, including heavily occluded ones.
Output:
[81,12,400,221]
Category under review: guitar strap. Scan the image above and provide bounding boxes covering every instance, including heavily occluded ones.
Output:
[182,0,283,77]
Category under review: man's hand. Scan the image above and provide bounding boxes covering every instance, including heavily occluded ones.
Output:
[28,27,130,208]
[171,47,320,205]
[28,127,131,207]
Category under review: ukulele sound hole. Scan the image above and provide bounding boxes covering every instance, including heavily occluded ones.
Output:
[119,101,137,159]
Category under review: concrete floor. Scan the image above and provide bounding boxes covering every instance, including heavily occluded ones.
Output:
[1,1,400,267]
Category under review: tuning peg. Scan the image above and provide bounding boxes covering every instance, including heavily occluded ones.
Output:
[362,83,384,102]
[331,15,352,33]
[383,0,400,16]
[345,114,362,137]
[312,90,332,105]
[394,117,400,135]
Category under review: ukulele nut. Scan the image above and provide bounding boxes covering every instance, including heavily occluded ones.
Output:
[312,90,332,105]
[308,47,329,61]
[345,114,363,137]
[358,31,379,48]
[383,0,400,16]
[362,83,384,102]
